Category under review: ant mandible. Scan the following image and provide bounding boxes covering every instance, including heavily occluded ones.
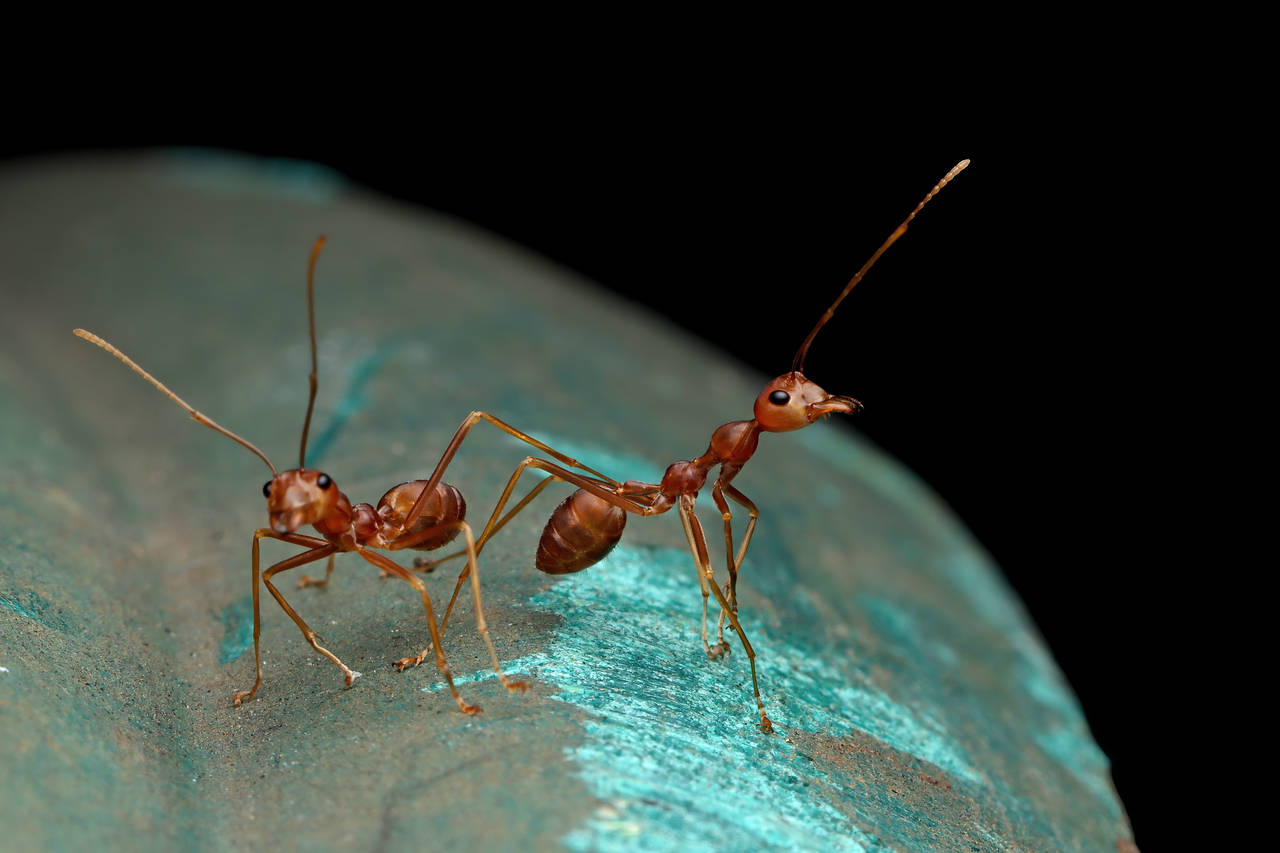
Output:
[74,237,613,714]
[417,160,970,733]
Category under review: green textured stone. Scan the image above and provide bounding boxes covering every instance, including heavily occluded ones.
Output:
[0,151,1135,851]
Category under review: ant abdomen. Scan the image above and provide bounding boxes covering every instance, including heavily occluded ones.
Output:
[377,480,467,550]
[536,489,627,574]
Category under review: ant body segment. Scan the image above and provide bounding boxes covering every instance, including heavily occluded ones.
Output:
[75,237,607,714]
[420,161,970,733]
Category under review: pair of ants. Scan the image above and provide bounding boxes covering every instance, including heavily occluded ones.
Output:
[76,161,968,734]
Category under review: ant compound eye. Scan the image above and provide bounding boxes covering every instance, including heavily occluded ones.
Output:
[316,473,332,489]
[262,481,272,498]
[769,390,790,405]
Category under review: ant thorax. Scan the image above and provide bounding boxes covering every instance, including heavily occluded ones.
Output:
[708,420,762,465]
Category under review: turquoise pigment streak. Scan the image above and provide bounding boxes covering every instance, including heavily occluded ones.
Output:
[422,428,1122,849]
[306,339,406,469]
[218,597,255,665]
[430,543,881,850]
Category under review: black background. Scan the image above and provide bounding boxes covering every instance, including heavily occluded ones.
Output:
[3,105,1159,844]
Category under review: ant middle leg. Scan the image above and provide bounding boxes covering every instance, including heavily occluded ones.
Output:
[427,473,562,642]
[678,499,774,734]
[680,501,728,659]
[354,546,481,715]
[711,482,760,647]
[297,554,336,589]
[388,520,529,693]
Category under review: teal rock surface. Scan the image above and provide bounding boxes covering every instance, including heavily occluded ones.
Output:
[0,152,1135,851]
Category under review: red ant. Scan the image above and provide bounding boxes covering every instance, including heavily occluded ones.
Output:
[417,161,970,733]
[74,237,612,714]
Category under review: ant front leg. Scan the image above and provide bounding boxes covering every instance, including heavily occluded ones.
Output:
[711,482,760,649]
[234,531,346,706]
[677,498,774,734]
[680,495,726,660]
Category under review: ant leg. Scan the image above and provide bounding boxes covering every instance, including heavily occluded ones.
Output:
[390,472,570,671]
[297,554,335,589]
[234,529,269,707]
[430,474,561,641]
[425,458,657,635]
[484,457,661,532]
[678,502,722,659]
[678,499,775,734]
[354,546,481,715]
[422,465,664,628]
[708,484,738,658]
[400,411,622,533]
[260,547,363,689]
[234,530,342,706]
[723,485,760,582]
[412,470,560,600]
[387,522,529,693]
[712,483,760,645]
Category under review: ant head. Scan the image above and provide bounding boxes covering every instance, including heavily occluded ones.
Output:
[264,469,340,534]
[753,371,863,433]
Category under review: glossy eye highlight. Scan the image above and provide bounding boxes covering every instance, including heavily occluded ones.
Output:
[768,390,790,405]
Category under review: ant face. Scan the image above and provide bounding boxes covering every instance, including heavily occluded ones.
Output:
[753,371,863,433]
[264,469,339,534]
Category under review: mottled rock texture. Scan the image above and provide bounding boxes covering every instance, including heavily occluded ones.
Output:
[0,152,1134,851]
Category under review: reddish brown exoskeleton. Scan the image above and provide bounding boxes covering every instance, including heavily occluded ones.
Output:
[421,161,970,733]
[73,237,608,714]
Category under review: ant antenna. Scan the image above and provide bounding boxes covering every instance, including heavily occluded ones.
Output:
[791,159,970,373]
[73,328,279,476]
[299,235,326,469]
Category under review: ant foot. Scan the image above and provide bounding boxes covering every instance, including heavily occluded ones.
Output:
[393,648,433,672]
[706,641,731,660]
[232,689,256,706]
[343,670,363,687]
[760,714,775,735]
[502,679,531,693]
[458,702,483,715]
[297,574,328,589]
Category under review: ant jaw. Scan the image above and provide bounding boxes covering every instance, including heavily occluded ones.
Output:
[806,395,863,420]
[270,510,309,535]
